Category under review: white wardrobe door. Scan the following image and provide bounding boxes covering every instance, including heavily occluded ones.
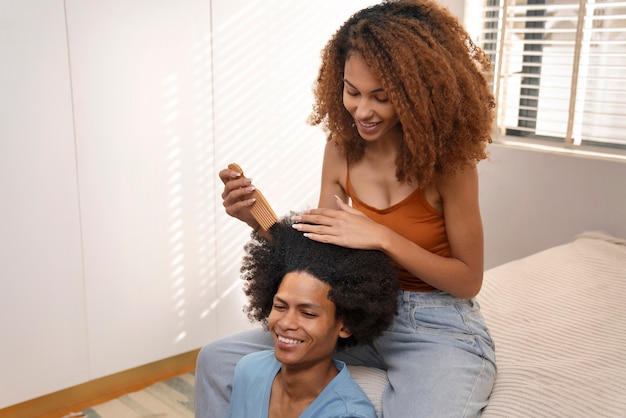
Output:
[66,0,217,378]
[0,0,88,407]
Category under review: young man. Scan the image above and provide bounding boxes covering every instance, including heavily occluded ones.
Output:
[227,217,399,418]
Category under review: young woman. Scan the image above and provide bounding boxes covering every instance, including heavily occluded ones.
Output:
[199,1,496,417]
[228,217,398,418]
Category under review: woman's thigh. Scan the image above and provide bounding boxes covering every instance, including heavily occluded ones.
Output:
[379,292,496,418]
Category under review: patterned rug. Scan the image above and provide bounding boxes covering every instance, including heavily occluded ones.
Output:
[80,372,194,418]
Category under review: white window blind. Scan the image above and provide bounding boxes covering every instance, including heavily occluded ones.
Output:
[479,0,626,150]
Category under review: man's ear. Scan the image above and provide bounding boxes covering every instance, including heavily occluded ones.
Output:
[338,324,352,339]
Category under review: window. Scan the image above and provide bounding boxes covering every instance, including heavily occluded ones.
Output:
[474,0,626,151]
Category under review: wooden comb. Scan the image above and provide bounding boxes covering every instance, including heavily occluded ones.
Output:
[228,163,278,232]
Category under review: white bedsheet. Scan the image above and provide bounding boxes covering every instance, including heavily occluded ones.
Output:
[479,232,626,417]
[350,232,626,417]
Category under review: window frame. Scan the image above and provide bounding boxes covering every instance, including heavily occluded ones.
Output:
[467,0,626,160]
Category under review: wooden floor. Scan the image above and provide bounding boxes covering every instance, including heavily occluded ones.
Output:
[48,368,194,418]
[0,349,198,418]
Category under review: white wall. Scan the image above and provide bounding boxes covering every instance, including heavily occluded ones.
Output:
[479,144,626,269]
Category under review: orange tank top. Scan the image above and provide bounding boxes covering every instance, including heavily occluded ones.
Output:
[346,168,451,292]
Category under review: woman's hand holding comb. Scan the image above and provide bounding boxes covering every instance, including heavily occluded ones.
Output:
[219,163,278,235]
[219,165,260,231]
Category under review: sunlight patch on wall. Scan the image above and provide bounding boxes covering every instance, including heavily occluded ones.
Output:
[208,1,371,337]
[163,71,189,345]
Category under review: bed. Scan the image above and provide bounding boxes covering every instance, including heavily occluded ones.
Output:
[349,231,626,417]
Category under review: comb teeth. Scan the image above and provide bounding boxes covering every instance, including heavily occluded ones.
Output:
[228,163,277,231]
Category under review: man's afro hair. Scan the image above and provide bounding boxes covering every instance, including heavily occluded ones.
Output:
[240,214,399,349]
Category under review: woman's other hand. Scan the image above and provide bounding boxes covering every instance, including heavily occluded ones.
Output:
[292,196,384,250]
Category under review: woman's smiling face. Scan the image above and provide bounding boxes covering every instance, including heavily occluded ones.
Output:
[343,52,402,143]
[268,271,351,370]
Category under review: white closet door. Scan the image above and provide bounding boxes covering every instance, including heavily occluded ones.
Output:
[66,0,217,379]
[0,0,88,407]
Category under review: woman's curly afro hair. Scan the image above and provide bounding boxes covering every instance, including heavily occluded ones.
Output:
[309,0,494,187]
[241,215,399,349]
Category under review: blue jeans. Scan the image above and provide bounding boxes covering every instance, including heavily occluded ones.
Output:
[195,291,496,418]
